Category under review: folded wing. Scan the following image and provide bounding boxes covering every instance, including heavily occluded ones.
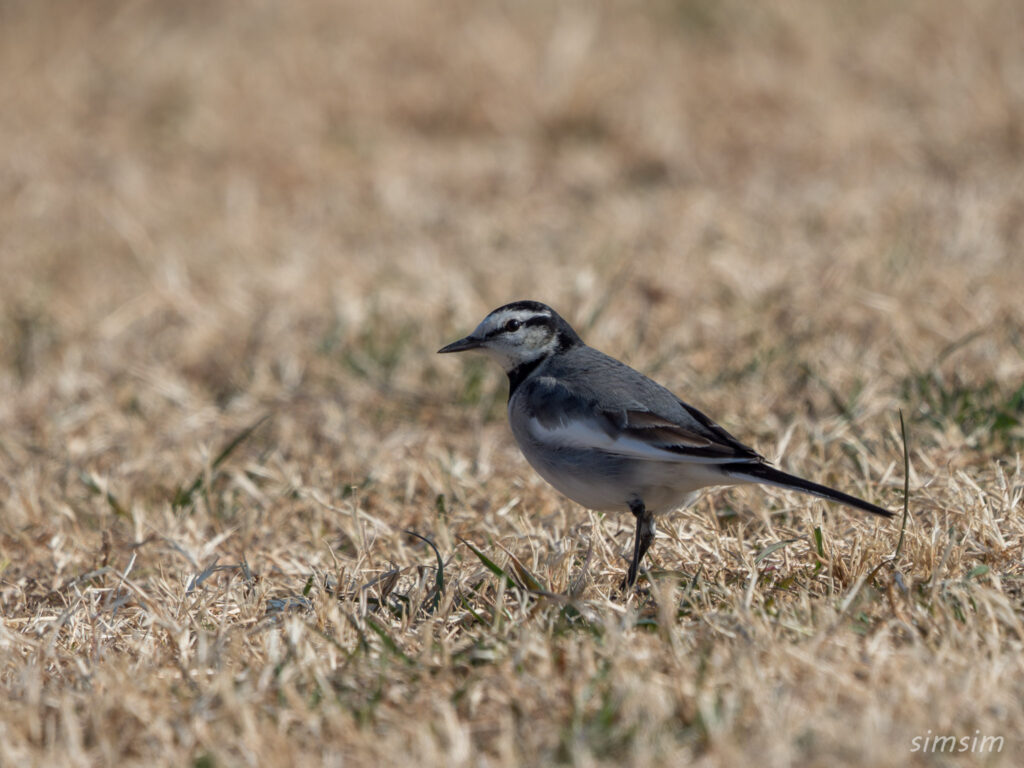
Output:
[524,376,764,465]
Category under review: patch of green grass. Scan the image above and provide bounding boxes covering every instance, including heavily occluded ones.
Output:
[336,313,419,391]
[172,414,272,511]
[902,370,1024,446]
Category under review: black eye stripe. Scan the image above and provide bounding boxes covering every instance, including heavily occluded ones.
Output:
[484,313,551,337]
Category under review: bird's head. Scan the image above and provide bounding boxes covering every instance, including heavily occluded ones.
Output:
[438,300,582,371]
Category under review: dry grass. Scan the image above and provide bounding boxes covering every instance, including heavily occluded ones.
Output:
[2,0,1024,765]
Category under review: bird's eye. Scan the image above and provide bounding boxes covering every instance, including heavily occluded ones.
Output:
[504,319,522,332]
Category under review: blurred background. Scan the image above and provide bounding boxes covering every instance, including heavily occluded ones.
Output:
[2,0,1023,526]
[2,2,1024,764]
[3,0,1023,484]
[3,3,1023,351]
[4,0,1024,535]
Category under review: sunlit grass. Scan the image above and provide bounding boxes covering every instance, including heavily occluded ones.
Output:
[1,1,1023,766]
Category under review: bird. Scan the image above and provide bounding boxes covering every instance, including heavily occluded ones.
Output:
[438,300,892,590]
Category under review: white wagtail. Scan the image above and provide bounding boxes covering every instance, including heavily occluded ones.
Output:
[439,300,892,589]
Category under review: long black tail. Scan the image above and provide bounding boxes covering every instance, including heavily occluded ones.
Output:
[724,462,893,518]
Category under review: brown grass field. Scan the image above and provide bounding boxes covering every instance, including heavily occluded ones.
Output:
[2,1,1024,765]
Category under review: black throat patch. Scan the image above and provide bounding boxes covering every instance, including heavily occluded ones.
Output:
[506,355,547,399]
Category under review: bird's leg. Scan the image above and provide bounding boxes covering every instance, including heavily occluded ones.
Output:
[623,499,655,590]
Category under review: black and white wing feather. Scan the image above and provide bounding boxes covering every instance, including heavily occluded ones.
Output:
[520,372,763,465]
[515,344,892,518]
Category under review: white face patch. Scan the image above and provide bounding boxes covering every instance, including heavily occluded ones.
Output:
[472,308,558,370]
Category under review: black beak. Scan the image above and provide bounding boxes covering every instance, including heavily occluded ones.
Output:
[438,335,483,354]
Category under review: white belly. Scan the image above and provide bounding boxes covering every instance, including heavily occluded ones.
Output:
[511,428,732,513]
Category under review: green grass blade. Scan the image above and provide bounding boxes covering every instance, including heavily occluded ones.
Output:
[363,614,414,665]
[894,409,911,559]
[405,529,445,614]
[754,538,799,565]
[457,536,517,589]
[173,413,272,509]
[493,539,547,592]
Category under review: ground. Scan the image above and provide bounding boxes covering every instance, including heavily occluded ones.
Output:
[1,1,1023,766]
